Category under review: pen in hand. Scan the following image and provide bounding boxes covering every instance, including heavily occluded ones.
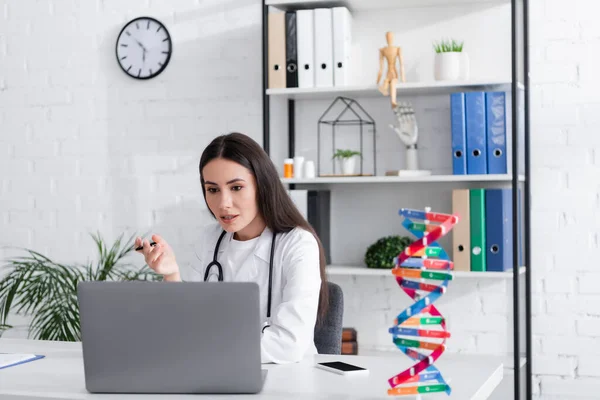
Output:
[135,242,156,251]
[134,235,180,279]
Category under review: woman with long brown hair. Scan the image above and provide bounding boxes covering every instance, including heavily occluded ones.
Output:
[135,132,328,364]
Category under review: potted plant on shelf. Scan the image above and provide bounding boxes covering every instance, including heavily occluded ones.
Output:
[332,149,362,175]
[364,235,413,269]
[433,39,469,81]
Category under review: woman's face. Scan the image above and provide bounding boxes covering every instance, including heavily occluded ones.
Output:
[202,157,264,240]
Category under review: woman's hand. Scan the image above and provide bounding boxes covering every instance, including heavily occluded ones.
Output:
[134,234,181,281]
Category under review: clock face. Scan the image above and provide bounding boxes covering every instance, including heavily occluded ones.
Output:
[115,17,172,79]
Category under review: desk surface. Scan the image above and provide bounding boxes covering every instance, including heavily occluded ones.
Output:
[0,339,503,400]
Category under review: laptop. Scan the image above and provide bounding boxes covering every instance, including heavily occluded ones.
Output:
[77,281,266,394]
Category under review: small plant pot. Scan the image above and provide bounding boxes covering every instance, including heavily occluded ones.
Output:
[338,157,357,175]
[459,52,470,80]
[434,52,460,81]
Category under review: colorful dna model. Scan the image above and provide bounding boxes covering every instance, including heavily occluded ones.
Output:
[387,207,459,397]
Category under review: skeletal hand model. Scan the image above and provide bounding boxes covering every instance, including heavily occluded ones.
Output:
[389,102,418,149]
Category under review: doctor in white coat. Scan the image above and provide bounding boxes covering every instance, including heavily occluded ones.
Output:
[135,132,329,365]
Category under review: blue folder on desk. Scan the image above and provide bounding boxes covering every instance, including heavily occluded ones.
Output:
[0,353,45,370]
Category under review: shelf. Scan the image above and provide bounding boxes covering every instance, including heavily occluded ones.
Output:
[326,265,526,278]
[503,355,528,371]
[266,80,522,100]
[282,174,525,184]
[266,0,509,11]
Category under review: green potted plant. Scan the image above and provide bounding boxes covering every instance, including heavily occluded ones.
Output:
[364,235,412,269]
[0,232,160,342]
[332,149,362,175]
[433,38,467,81]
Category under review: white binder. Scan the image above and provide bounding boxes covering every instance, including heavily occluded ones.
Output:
[296,9,315,88]
[314,8,333,87]
[332,7,352,87]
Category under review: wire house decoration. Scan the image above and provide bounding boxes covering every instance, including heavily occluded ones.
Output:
[317,96,377,176]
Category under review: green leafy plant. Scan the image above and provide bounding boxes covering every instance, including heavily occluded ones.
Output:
[0,232,160,342]
[332,149,362,160]
[433,39,464,53]
[364,235,413,269]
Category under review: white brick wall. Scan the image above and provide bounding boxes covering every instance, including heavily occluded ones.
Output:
[530,0,600,398]
[0,0,597,397]
[0,0,262,326]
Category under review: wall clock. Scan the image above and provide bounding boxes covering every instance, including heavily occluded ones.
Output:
[115,17,172,79]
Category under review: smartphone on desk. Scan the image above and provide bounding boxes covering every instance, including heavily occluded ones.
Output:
[315,361,369,375]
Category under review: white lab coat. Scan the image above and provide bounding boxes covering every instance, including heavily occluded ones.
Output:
[182,221,322,364]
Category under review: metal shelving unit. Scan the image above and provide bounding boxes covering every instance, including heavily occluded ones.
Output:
[261,0,531,398]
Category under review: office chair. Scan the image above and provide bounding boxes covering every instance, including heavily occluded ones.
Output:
[314,282,344,354]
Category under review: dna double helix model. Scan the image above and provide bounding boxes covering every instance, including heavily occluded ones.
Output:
[387,207,459,397]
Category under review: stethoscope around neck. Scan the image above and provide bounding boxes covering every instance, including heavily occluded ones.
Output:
[203,230,276,333]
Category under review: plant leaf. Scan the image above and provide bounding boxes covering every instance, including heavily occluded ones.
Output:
[111,265,161,282]
[95,232,138,281]
[0,231,156,341]
[29,289,80,342]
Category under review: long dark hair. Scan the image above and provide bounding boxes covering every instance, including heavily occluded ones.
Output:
[199,132,329,324]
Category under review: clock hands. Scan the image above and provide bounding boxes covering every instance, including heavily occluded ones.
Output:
[134,39,147,52]
[134,38,148,63]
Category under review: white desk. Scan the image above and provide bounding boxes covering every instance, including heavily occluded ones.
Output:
[0,339,503,400]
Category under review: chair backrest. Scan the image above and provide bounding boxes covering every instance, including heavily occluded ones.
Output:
[314,282,344,354]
